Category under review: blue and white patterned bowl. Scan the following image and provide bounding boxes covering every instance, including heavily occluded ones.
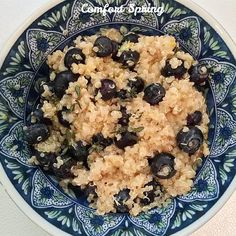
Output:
[0,0,236,235]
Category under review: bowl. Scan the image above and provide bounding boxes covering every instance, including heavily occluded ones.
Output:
[0,0,236,235]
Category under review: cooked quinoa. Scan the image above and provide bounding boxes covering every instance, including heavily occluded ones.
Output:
[26,28,210,216]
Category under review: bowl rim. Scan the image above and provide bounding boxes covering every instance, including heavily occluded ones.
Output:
[0,0,236,236]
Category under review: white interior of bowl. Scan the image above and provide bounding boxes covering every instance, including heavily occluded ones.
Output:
[0,0,236,236]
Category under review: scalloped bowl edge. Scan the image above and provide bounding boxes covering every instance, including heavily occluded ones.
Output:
[0,0,236,236]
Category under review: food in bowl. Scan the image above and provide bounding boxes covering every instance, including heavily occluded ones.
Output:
[25,28,210,216]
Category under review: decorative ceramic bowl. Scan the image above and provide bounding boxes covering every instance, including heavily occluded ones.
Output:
[0,0,236,235]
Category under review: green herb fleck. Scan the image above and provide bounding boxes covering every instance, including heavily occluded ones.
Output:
[131,126,144,133]
[76,101,82,109]
[75,85,81,97]
[66,130,75,144]
[69,104,75,112]
[116,126,128,134]
[89,144,103,153]
[61,147,69,156]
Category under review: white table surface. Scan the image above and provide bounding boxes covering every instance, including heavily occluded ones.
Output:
[0,0,236,235]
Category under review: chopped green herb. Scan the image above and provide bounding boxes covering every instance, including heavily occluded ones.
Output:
[131,126,144,133]
[69,104,75,112]
[89,144,103,153]
[76,101,82,109]
[61,147,69,156]
[116,126,128,134]
[130,88,138,98]
[66,130,75,144]
[75,85,81,97]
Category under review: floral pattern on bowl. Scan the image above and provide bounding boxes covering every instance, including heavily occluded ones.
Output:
[0,0,236,235]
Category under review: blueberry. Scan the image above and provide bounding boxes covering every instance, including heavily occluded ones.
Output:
[84,182,98,199]
[30,108,52,125]
[115,204,129,213]
[149,153,176,179]
[64,48,86,68]
[114,189,130,213]
[34,150,56,170]
[99,79,117,101]
[122,33,140,43]
[54,71,77,98]
[187,111,202,126]
[116,89,129,100]
[128,77,145,94]
[143,83,166,105]
[177,127,204,154]
[140,180,162,205]
[115,131,138,149]
[94,36,113,57]
[161,60,187,78]
[25,124,50,145]
[35,77,54,95]
[118,106,130,126]
[67,141,90,163]
[189,64,209,85]
[57,108,70,128]
[92,133,113,149]
[111,40,120,60]
[52,156,76,179]
[119,50,140,69]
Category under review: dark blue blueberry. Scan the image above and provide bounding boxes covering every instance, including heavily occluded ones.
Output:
[30,108,52,125]
[189,64,209,85]
[187,111,202,126]
[118,106,130,126]
[37,38,49,52]
[116,89,129,100]
[99,79,117,101]
[40,187,54,199]
[52,156,76,179]
[34,150,56,170]
[114,189,130,213]
[177,127,204,154]
[115,189,130,202]
[25,124,50,145]
[119,50,140,69]
[115,131,138,149]
[140,180,162,205]
[161,60,187,78]
[34,77,49,94]
[92,133,113,149]
[84,182,98,199]
[143,83,166,105]
[149,153,176,179]
[94,36,113,57]
[111,41,120,60]
[122,33,140,43]
[67,141,90,163]
[57,108,70,128]
[64,48,86,69]
[128,77,145,94]
[54,71,77,98]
